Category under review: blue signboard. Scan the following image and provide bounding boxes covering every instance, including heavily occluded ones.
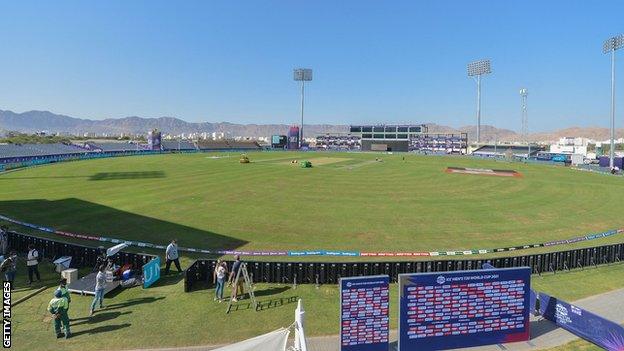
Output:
[399,267,531,351]
[142,257,161,288]
[539,293,624,351]
[340,275,390,351]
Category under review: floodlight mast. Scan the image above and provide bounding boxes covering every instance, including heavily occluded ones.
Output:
[293,68,313,148]
[603,35,624,169]
[467,60,492,144]
[520,88,529,157]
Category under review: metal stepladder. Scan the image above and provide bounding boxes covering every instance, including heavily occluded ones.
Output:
[226,262,258,314]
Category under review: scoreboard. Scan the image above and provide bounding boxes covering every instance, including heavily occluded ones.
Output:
[340,275,390,351]
[399,268,531,350]
[271,135,287,148]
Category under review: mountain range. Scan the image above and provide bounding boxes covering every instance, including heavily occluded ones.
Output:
[0,109,622,143]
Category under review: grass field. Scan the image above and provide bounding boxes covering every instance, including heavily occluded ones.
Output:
[5,152,624,350]
[11,261,624,351]
[1,151,623,258]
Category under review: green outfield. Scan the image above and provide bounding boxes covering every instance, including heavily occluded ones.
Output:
[1,151,623,257]
[5,151,624,350]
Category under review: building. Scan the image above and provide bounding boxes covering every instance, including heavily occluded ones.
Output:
[473,144,541,159]
[315,134,361,150]
[410,133,468,154]
[549,137,588,157]
[349,124,428,152]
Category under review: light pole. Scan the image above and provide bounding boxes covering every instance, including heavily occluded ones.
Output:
[520,88,529,157]
[603,34,624,169]
[293,68,313,148]
[467,59,492,144]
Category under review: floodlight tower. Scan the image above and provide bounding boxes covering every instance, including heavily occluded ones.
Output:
[520,88,529,155]
[467,59,492,144]
[603,34,624,169]
[293,68,313,148]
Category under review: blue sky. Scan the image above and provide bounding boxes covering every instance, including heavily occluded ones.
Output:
[0,1,622,131]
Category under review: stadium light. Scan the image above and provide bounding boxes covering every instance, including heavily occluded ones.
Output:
[603,34,624,169]
[293,68,313,148]
[467,59,492,144]
[520,88,529,156]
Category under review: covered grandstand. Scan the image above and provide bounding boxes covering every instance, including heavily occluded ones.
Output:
[196,140,261,151]
[83,141,146,152]
[472,144,541,158]
[410,133,468,154]
[315,134,361,150]
[0,143,90,163]
[161,140,197,151]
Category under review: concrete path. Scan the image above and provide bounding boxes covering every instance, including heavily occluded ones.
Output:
[136,288,624,351]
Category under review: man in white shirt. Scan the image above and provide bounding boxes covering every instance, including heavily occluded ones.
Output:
[90,265,107,316]
[27,244,41,284]
[164,239,182,274]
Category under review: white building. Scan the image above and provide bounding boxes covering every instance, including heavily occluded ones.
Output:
[549,137,588,156]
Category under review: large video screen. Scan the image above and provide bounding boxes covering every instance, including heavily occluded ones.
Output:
[399,267,531,351]
[271,135,287,147]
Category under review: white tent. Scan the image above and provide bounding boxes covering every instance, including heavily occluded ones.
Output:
[213,299,308,351]
[106,242,129,257]
[211,328,290,351]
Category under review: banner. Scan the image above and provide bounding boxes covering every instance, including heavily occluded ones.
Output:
[399,267,531,351]
[142,257,161,288]
[340,275,390,351]
[539,293,624,351]
[0,213,621,257]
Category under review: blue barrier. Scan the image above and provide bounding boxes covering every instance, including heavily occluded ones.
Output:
[539,293,624,351]
[143,257,161,288]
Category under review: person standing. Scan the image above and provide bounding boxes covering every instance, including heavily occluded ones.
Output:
[228,255,244,302]
[58,278,71,309]
[27,244,41,284]
[90,265,107,316]
[1,251,17,286]
[48,289,71,339]
[213,260,227,302]
[94,252,107,272]
[0,226,8,255]
[164,239,182,274]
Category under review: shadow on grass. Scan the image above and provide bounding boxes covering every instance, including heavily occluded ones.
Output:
[256,295,299,311]
[0,198,248,254]
[0,175,89,180]
[228,295,299,313]
[89,171,165,181]
[71,311,133,326]
[254,286,290,297]
[71,323,132,337]
[103,296,167,311]
[227,286,296,313]
[152,273,184,287]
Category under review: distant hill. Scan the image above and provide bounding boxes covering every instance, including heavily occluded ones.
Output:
[0,109,622,143]
[0,110,347,137]
[529,126,624,143]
